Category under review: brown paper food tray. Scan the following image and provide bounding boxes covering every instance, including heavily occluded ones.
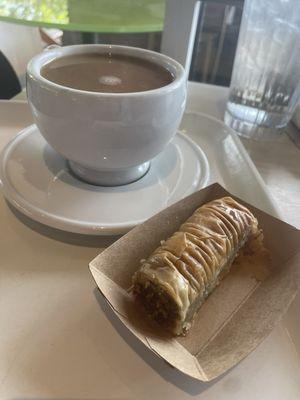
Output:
[89,183,300,381]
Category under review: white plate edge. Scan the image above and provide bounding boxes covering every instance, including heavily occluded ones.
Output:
[0,125,210,235]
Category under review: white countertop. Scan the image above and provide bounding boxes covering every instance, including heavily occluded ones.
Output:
[1,82,300,400]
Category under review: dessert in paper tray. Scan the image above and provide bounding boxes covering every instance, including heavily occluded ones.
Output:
[89,183,300,381]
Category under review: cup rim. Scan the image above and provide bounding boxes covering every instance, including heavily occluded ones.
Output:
[27,44,186,97]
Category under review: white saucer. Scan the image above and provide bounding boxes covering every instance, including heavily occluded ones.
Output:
[0,125,209,235]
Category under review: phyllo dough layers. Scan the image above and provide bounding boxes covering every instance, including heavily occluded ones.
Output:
[132,197,259,335]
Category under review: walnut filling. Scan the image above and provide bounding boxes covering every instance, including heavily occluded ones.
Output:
[133,281,180,329]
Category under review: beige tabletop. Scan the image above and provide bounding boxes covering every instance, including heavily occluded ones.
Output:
[1,83,300,399]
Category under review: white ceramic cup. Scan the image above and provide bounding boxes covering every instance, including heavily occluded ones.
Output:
[26,45,186,186]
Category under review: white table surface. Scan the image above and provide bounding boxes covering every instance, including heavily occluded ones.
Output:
[1,82,300,400]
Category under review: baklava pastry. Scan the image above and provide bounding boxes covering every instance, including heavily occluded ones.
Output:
[132,197,260,335]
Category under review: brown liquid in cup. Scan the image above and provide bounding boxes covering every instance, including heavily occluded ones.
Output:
[41,53,174,93]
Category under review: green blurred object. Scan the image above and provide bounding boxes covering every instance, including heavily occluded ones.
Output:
[0,0,165,32]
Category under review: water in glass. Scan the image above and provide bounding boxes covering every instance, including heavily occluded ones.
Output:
[225,0,300,138]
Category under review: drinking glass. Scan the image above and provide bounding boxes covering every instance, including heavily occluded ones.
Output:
[224,0,300,139]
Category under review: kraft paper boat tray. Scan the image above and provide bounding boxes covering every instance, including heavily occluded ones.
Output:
[89,183,300,381]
